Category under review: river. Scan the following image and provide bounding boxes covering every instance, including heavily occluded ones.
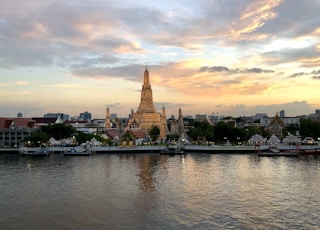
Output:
[1,153,320,229]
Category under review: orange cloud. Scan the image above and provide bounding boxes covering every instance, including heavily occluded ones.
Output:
[229,0,283,40]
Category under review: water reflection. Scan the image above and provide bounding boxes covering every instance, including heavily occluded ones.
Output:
[1,153,320,229]
[137,155,159,191]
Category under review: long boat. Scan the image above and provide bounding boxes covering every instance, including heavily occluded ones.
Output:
[19,147,49,156]
[63,147,91,156]
[160,145,185,155]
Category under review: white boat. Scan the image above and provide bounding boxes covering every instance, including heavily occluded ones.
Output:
[19,147,49,156]
[64,147,91,156]
[160,145,185,155]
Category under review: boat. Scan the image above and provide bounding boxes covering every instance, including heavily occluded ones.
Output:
[160,145,185,155]
[19,147,49,156]
[63,146,91,156]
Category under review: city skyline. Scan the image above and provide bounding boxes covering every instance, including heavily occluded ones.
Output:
[0,0,319,119]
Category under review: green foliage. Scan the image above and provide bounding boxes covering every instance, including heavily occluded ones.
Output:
[42,123,76,140]
[149,125,160,141]
[300,119,320,139]
[166,134,180,141]
[283,124,300,136]
[122,131,133,141]
[244,126,262,140]
[187,121,214,144]
[75,131,106,144]
[23,131,49,146]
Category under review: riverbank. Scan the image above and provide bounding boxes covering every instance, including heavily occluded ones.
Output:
[1,144,319,155]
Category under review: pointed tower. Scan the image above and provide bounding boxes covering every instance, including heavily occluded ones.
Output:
[137,67,157,113]
[126,67,168,139]
[105,107,111,129]
[160,105,168,139]
[178,108,185,136]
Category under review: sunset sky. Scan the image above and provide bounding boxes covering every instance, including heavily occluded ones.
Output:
[1,0,319,119]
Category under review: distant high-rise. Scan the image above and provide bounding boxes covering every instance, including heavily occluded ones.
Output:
[279,110,285,118]
[17,112,23,118]
[79,111,91,121]
[44,113,69,121]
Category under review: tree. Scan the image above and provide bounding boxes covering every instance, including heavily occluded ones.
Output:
[75,131,107,145]
[23,131,49,146]
[300,118,320,139]
[42,123,76,140]
[149,125,160,141]
[187,121,214,144]
[122,131,133,141]
[213,121,233,143]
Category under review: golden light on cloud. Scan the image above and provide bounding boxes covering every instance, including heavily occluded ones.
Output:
[298,57,320,68]
[230,0,283,39]
[16,81,30,85]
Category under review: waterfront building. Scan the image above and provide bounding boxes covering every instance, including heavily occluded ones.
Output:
[0,117,37,147]
[126,68,167,139]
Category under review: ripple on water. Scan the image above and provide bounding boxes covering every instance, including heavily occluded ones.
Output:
[1,153,320,229]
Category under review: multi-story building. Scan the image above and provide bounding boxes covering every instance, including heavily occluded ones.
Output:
[44,113,69,121]
[0,117,37,147]
[260,116,301,127]
[79,111,92,121]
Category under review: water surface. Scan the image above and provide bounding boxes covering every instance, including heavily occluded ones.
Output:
[1,153,320,229]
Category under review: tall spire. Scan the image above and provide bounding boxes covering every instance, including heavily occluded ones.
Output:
[178,108,185,135]
[105,107,111,129]
[143,67,150,87]
[137,67,156,113]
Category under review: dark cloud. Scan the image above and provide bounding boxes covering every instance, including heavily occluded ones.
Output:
[263,46,319,67]
[288,69,320,79]
[215,101,315,117]
[255,0,320,38]
[105,103,121,108]
[199,66,274,74]
[288,72,307,78]
[70,64,143,81]
[220,80,242,85]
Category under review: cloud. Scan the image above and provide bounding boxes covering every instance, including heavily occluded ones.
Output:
[288,69,320,79]
[214,101,315,117]
[229,0,283,40]
[105,103,121,108]
[199,65,274,74]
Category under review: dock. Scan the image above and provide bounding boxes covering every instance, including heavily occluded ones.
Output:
[1,145,319,156]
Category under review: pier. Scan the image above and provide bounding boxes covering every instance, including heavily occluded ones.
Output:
[1,144,319,156]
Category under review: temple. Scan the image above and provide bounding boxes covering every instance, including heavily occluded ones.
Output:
[126,68,167,139]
